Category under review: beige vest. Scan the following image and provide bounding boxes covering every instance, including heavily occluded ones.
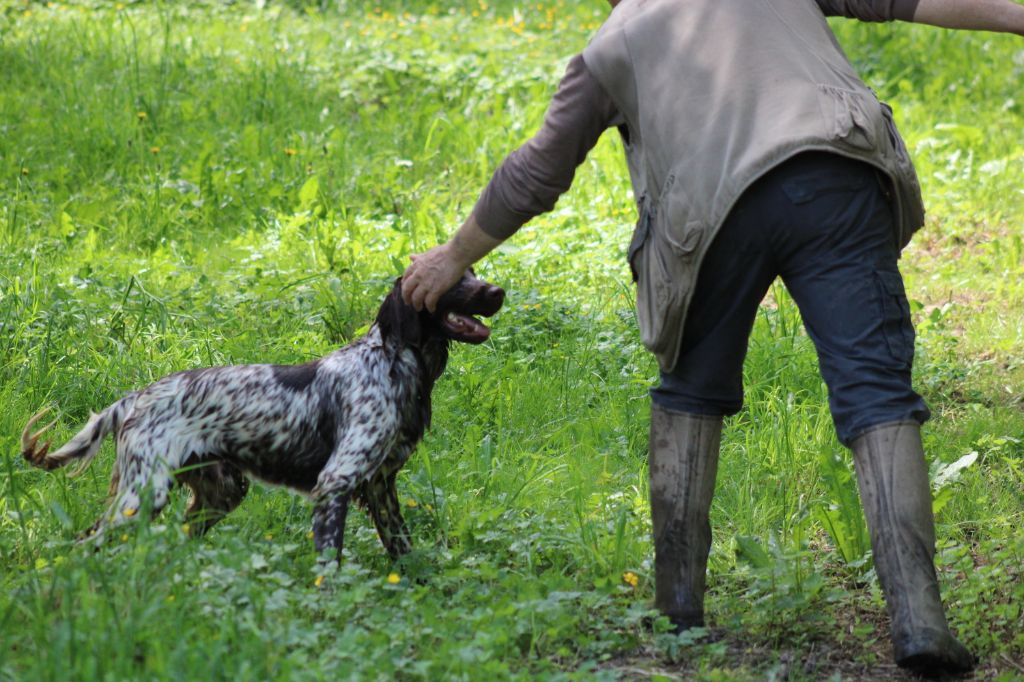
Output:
[583,0,925,372]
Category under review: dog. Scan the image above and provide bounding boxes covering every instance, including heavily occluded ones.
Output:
[21,271,504,560]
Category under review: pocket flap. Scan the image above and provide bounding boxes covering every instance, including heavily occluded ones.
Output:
[665,219,704,255]
[817,84,880,151]
[659,175,704,257]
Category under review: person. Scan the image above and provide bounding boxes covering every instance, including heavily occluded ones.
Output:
[401,0,1024,674]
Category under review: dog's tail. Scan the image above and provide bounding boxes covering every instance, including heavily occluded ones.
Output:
[22,395,138,477]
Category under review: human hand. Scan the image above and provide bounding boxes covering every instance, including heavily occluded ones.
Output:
[401,244,469,312]
[402,214,504,311]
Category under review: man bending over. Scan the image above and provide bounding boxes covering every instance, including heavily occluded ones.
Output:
[402,0,1024,674]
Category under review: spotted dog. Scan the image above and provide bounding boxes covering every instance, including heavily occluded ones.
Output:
[21,271,504,560]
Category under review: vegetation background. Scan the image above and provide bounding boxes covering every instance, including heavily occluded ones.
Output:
[1,0,1021,679]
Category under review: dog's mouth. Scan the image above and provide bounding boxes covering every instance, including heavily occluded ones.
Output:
[440,311,492,344]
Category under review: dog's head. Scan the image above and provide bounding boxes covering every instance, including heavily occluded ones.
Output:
[377,270,505,348]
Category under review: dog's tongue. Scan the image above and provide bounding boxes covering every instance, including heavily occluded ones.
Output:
[443,312,491,343]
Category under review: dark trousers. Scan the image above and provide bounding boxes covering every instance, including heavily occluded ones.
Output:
[650,152,929,446]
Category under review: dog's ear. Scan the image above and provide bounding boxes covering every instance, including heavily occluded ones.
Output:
[376,280,423,347]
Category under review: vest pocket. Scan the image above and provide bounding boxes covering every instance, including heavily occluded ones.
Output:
[628,171,706,361]
[659,173,704,258]
[627,196,651,283]
[877,100,926,247]
[879,101,914,173]
[629,208,703,359]
[816,84,879,152]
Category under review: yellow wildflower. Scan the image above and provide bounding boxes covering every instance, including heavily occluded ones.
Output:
[284,148,298,156]
[181,523,191,535]
[264,533,273,541]
[315,575,325,588]
[121,534,129,541]
[405,499,418,508]
[386,572,401,584]
[622,571,639,587]
[136,111,147,121]
[123,507,137,517]
[21,168,29,176]
[149,146,160,155]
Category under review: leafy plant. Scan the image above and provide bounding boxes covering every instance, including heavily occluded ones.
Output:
[733,533,840,635]
[814,450,871,568]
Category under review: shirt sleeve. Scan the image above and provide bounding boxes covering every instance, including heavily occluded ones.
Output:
[815,0,920,21]
[472,53,620,240]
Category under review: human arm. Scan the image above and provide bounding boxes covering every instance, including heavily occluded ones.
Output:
[402,53,619,312]
[815,0,921,21]
[909,0,1024,35]
[816,0,1024,33]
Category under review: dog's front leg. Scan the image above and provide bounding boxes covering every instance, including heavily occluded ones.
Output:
[311,490,351,560]
[312,416,399,560]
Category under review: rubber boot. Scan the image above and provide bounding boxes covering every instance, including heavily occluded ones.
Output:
[648,405,722,632]
[851,422,975,675]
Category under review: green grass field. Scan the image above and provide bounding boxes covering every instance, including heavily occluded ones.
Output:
[1,1,1022,679]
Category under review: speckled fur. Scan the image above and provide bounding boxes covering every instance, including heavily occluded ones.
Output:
[22,273,503,560]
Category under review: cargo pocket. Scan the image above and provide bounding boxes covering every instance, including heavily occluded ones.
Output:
[817,84,879,152]
[876,270,915,364]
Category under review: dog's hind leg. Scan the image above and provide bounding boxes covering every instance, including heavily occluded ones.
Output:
[177,460,250,536]
[81,438,179,542]
[360,470,413,560]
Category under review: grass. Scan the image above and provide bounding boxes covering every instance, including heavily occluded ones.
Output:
[1,0,1022,679]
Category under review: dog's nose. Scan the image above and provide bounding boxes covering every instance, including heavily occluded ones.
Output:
[484,285,505,308]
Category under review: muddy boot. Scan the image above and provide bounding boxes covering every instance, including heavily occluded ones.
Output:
[648,405,722,632]
[851,422,975,676]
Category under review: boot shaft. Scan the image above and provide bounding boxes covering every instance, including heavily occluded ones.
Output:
[648,406,722,536]
[850,421,973,674]
[648,406,723,627]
